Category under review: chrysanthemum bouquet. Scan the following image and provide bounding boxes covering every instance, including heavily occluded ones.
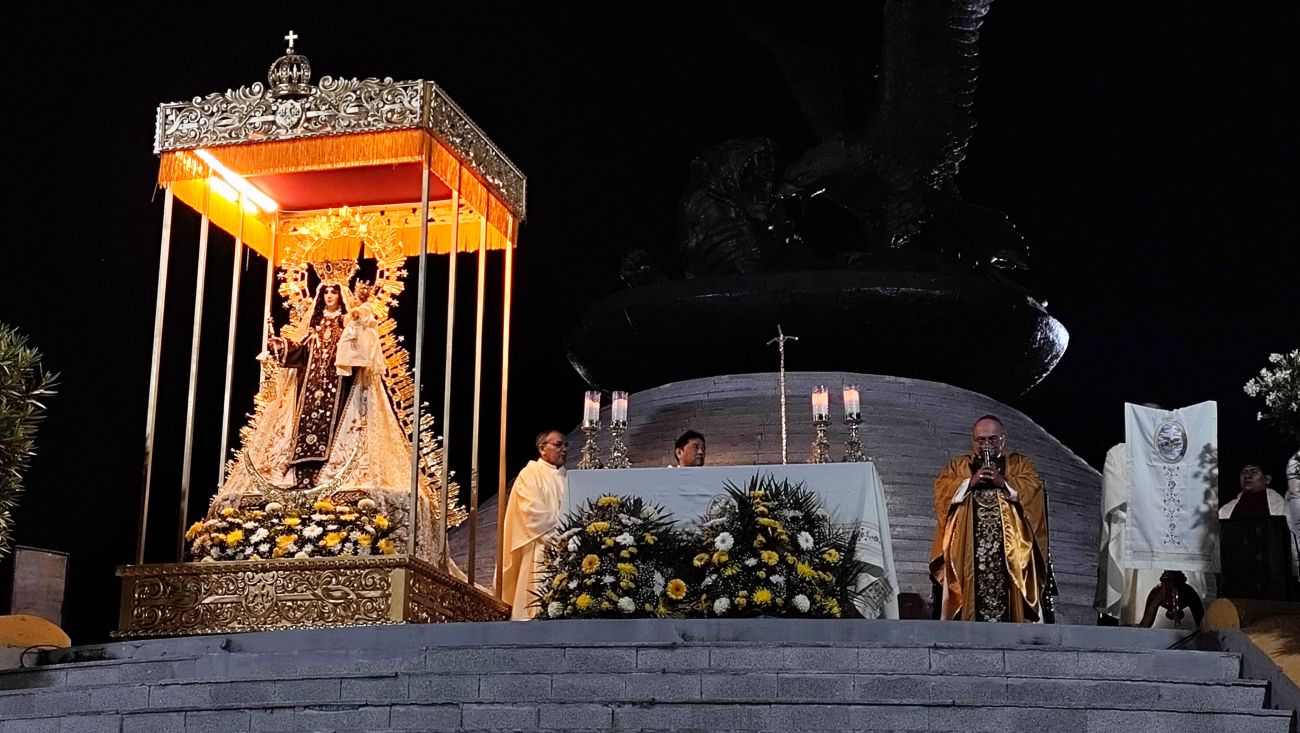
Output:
[186,498,398,562]
[691,474,866,618]
[534,494,696,619]
[1244,349,1300,477]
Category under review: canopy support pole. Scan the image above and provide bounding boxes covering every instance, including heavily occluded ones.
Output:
[495,215,515,598]
[177,185,212,561]
[137,186,174,566]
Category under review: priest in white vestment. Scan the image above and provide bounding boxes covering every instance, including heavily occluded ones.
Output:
[501,430,569,620]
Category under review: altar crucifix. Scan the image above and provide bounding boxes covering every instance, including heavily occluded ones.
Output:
[766,325,799,464]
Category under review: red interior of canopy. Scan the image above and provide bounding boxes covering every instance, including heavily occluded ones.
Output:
[249,163,455,211]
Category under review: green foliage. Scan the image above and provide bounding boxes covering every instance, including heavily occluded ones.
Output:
[690,474,868,618]
[0,323,58,559]
[533,494,697,619]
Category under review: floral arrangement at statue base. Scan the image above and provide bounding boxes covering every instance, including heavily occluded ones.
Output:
[534,494,695,619]
[534,475,867,620]
[185,497,397,562]
[1244,348,1299,480]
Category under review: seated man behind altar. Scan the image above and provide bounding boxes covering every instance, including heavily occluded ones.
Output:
[674,430,706,467]
[203,270,452,568]
[502,430,569,619]
[930,415,1050,622]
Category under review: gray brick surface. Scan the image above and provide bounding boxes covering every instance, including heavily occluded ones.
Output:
[406,673,480,702]
[183,710,250,733]
[89,685,150,713]
[290,705,391,729]
[622,673,702,702]
[784,646,860,671]
[121,712,185,733]
[929,648,1004,675]
[550,674,624,700]
[0,692,34,718]
[635,647,710,671]
[60,714,122,733]
[537,703,614,730]
[562,647,638,673]
[0,719,59,733]
[477,673,551,701]
[389,703,463,731]
[338,676,406,702]
[461,703,538,729]
[857,647,929,672]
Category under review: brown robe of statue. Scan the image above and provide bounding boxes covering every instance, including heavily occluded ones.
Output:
[930,453,1049,621]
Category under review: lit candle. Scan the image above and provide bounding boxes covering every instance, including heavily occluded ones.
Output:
[843,385,860,420]
[583,390,601,428]
[611,390,629,425]
[811,385,829,422]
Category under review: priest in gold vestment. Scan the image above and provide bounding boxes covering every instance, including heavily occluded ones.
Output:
[931,415,1050,622]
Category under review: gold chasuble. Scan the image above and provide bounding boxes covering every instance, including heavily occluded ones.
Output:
[930,453,1049,622]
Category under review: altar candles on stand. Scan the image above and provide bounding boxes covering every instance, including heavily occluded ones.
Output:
[843,385,861,420]
[583,390,601,428]
[611,390,628,425]
[811,385,829,422]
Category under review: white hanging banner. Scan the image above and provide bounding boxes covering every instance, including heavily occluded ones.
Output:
[1123,401,1220,571]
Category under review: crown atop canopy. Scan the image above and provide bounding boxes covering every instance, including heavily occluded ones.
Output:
[268,30,313,100]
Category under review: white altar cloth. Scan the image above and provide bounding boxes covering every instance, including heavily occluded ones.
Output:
[565,463,899,619]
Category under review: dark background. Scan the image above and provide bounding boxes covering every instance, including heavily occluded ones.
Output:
[1,4,1295,642]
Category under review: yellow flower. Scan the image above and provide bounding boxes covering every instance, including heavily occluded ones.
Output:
[823,598,842,617]
[551,572,569,589]
[597,495,621,507]
[753,536,766,548]
[224,530,244,547]
[313,499,335,512]
[643,533,656,545]
[619,550,632,559]
[693,553,710,567]
[754,588,773,605]
[616,563,638,577]
[374,515,390,531]
[786,554,797,564]
[357,535,373,547]
[185,521,205,540]
[757,517,782,530]
[620,580,635,590]
[760,550,779,566]
[283,517,301,527]
[712,550,729,566]
[321,531,347,548]
[604,538,616,548]
[750,490,765,498]
[822,549,841,564]
[276,535,295,548]
[338,513,358,522]
[581,554,601,574]
[600,601,613,611]
[722,564,741,576]
[220,507,236,517]
[757,571,767,579]
[585,521,611,534]
[666,578,687,600]
[576,593,593,610]
[796,562,817,579]
[734,596,748,609]
[271,547,285,558]
[377,539,396,555]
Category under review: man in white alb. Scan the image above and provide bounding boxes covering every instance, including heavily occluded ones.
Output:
[501,430,569,620]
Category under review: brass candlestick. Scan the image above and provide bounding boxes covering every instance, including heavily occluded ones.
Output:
[578,422,603,470]
[607,420,630,469]
[842,414,866,462]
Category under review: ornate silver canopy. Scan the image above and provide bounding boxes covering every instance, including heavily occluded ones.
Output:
[154,33,526,219]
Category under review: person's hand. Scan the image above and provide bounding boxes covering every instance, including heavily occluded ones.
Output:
[973,462,1003,486]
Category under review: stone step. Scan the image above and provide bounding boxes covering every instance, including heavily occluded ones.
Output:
[1,699,1292,733]
[3,642,1242,691]
[0,668,1268,718]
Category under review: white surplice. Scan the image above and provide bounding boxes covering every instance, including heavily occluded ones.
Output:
[501,459,568,620]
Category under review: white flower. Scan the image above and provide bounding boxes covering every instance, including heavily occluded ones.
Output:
[715,532,735,551]
[652,571,666,595]
[265,502,283,513]
[343,543,355,554]
[770,574,786,586]
[242,521,259,530]
[349,531,362,541]
[618,513,643,526]
[567,535,582,552]
[311,513,329,521]
[702,574,716,588]
[713,597,731,615]
[209,548,221,558]
[567,579,579,589]
[602,574,616,585]
[618,597,636,613]
[257,543,271,554]
[251,528,269,543]
[302,525,324,539]
[797,532,814,550]
[744,558,758,567]
[326,524,339,531]
[792,594,811,613]
[548,601,565,618]
[640,506,657,519]
[615,533,636,546]
[293,551,310,559]
[358,498,376,511]
[200,556,215,563]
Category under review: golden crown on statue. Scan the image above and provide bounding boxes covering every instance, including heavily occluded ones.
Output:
[312,258,360,285]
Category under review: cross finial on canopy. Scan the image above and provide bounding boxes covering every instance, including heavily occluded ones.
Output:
[284,31,299,52]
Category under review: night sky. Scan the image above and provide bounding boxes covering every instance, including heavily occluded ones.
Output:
[2,4,1295,642]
